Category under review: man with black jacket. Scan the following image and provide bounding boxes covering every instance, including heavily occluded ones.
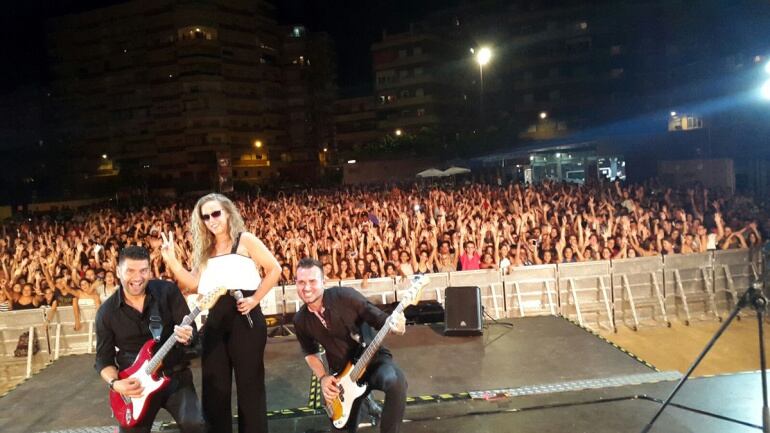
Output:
[293,257,408,433]
[95,246,204,433]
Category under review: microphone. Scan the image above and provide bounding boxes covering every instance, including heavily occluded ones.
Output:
[232,290,254,328]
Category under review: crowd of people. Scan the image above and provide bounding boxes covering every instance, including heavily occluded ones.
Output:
[0,179,766,318]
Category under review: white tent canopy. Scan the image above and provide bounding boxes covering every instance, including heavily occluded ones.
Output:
[416,168,447,178]
[442,166,471,176]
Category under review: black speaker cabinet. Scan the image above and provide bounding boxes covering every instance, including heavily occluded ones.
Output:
[444,286,483,336]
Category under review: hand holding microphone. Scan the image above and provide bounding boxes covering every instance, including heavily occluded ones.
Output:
[232,290,254,328]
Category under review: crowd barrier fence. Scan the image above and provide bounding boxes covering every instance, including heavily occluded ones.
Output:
[1,247,763,378]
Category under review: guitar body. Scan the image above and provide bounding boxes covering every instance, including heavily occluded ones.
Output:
[326,362,369,429]
[323,275,430,430]
[109,339,171,427]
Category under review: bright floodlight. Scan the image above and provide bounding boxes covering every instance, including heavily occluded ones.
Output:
[394,129,403,136]
[670,111,677,117]
[539,111,548,119]
[761,79,770,100]
[476,47,492,66]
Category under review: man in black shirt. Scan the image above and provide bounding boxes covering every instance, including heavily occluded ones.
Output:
[95,246,204,433]
[293,257,407,433]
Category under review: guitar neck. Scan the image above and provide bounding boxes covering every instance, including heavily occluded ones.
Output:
[144,307,199,374]
[350,302,406,382]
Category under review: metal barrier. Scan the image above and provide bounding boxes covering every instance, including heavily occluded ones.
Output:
[712,249,759,313]
[45,304,99,359]
[396,272,449,304]
[611,256,669,330]
[260,288,279,316]
[340,277,397,305]
[0,309,50,379]
[0,247,761,375]
[557,261,614,332]
[662,252,719,325]
[501,264,558,318]
[280,285,303,314]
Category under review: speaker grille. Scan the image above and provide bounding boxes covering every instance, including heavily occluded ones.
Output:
[444,286,483,336]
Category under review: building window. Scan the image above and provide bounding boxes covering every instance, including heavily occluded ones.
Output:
[413,46,422,55]
[398,49,407,58]
[376,70,395,84]
[291,26,306,38]
[415,88,424,97]
[399,69,409,78]
[414,67,423,75]
[179,26,216,41]
[417,108,426,117]
[400,90,411,98]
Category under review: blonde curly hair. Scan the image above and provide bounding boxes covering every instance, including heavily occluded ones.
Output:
[190,193,246,271]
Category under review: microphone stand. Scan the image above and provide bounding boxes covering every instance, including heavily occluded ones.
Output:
[640,281,769,433]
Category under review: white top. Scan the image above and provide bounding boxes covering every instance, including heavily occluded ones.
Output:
[198,254,262,295]
[197,253,277,315]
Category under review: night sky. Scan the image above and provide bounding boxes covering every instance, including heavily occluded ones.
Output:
[0,0,459,95]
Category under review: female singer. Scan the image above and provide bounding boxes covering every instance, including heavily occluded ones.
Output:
[161,193,280,433]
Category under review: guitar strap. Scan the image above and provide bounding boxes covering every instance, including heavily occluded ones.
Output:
[148,299,163,342]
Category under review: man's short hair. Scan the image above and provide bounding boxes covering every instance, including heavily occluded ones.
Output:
[297,257,324,275]
[118,246,150,266]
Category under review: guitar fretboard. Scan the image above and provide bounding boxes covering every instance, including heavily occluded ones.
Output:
[144,307,198,374]
[350,302,406,382]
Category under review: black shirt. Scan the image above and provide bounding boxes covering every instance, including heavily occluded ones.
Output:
[94,279,195,376]
[293,286,390,374]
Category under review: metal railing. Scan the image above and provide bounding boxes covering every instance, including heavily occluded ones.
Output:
[1,247,763,379]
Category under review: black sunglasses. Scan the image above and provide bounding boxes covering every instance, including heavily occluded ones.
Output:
[201,210,223,221]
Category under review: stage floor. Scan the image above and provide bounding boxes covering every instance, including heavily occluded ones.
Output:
[0,316,764,433]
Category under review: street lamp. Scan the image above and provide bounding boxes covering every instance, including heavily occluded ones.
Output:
[475,47,492,124]
[394,128,403,137]
[254,140,263,148]
[539,111,548,120]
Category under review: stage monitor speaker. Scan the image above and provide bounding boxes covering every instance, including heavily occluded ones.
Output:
[444,286,483,336]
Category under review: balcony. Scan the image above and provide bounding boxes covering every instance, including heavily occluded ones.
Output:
[377,94,435,110]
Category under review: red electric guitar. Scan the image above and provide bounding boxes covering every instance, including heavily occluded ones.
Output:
[109,287,227,428]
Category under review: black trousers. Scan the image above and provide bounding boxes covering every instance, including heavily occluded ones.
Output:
[120,368,205,433]
[332,356,408,433]
[202,295,268,433]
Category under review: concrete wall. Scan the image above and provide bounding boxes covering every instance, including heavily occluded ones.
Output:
[343,158,442,184]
